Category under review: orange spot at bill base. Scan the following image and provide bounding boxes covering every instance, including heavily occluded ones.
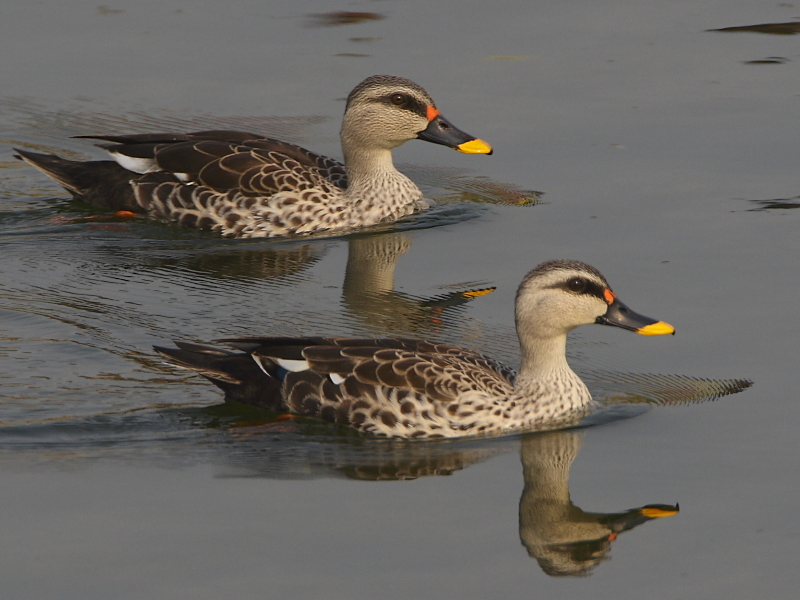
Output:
[604,289,616,304]
[427,106,440,121]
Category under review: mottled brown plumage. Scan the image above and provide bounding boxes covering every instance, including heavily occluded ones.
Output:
[16,75,491,238]
[156,260,675,439]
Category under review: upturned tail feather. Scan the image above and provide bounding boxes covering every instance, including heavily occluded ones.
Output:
[154,342,283,409]
[14,148,146,212]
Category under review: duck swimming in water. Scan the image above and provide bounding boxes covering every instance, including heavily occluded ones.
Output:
[15,75,491,238]
[155,260,675,439]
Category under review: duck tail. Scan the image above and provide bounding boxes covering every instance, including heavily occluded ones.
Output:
[14,148,143,212]
[154,341,284,410]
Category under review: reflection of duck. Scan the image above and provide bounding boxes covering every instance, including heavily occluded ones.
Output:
[519,431,678,577]
[146,242,328,282]
[204,421,677,576]
[15,75,491,238]
[341,233,494,336]
[156,260,674,438]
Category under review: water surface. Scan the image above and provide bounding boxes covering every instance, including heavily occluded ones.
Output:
[1,1,798,598]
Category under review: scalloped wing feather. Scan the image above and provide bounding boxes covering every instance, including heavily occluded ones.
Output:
[131,167,348,237]
[286,339,516,436]
[96,131,348,189]
[95,131,351,234]
[159,337,517,438]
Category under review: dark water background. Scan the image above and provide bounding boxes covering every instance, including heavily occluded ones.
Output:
[1,1,798,598]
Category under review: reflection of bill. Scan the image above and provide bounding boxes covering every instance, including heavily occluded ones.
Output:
[218,424,677,577]
[342,232,494,337]
[519,431,677,577]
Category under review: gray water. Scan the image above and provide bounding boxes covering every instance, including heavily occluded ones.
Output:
[1,1,798,598]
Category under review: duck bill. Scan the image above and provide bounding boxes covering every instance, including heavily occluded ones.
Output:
[596,297,675,336]
[605,504,680,536]
[417,114,493,155]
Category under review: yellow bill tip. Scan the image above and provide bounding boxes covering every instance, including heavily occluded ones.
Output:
[461,287,496,299]
[637,321,675,336]
[457,138,493,155]
[640,506,680,518]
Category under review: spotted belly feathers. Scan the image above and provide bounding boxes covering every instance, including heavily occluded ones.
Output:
[156,260,676,439]
[15,75,492,238]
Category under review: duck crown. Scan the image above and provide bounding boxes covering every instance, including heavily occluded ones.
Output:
[345,75,435,114]
[515,260,613,340]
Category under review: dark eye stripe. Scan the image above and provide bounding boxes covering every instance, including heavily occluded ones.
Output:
[372,94,428,119]
[582,279,608,301]
[546,278,608,301]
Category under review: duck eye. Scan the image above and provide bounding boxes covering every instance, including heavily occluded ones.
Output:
[390,93,406,106]
[567,278,585,293]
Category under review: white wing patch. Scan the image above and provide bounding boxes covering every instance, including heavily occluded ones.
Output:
[251,354,271,375]
[250,356,310,377]
[329,373,345,385]
[108,151,158,174]
[275,358,311,372]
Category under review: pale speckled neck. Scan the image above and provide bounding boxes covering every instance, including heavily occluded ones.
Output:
[343,147,424,224]
[517,333,570,382]
[344,147,419,194]
[508,333,593,423]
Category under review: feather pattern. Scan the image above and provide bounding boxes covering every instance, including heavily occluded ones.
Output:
[15,75,491,238]
[156,260,675,439]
